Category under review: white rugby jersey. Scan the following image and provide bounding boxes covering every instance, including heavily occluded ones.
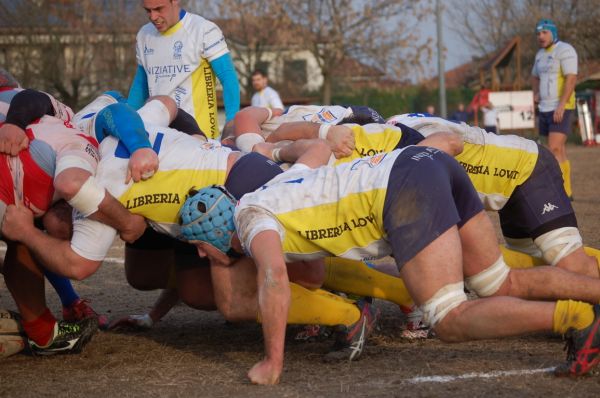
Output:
[261,105,352,134]
[136,12,229,139]
[235,150,410,263]
[531,41,578,112]
[251,86,284,110]
[389,114,539,210]
[71,124,231,261]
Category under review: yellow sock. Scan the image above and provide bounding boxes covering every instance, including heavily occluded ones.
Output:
[256,283,360,326]
[323,257,413,307]
[559,160,572,198]
[500,245,544,269]
[553,300,594,334]
[313,288,356,304]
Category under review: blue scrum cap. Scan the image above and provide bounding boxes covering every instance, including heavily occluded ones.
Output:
[179,185,236,253]
[536,19,558,43]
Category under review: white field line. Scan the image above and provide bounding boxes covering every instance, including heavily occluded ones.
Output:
[0,245,124,264]
[404,367,556,384]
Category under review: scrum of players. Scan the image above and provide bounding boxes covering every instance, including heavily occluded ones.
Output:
[3,68,600,385]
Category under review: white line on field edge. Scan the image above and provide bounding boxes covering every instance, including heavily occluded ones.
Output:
[404,367,556,384]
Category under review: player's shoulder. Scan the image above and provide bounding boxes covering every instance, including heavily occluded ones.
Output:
[137,22,157,38]
[555,41,577,55]
[183,12,221,33]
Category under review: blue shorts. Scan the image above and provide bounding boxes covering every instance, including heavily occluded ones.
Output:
[499,145,577,239]
[538,109,574,136]
[382,146,484,268]
[224,152,283,199]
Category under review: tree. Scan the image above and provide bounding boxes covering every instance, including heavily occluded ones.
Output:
[0,0,141,109]
[447,0,600,82]
[192,0,431,104]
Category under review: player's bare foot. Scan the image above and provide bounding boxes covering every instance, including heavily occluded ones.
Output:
[327,125,355,158]
[247,359,282,385]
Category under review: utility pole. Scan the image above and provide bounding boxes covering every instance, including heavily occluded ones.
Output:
[436,0,447,118]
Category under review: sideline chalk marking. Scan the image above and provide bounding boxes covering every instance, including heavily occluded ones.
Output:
[405,367,556,384]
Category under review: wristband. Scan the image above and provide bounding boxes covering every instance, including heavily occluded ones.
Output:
[318,124,331,140]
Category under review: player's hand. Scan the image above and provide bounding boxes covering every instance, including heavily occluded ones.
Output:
[118,214,147,243]
[247,359,282,385]
[271,108,284,118]
[533,92,540,104]
[327,125,355,159]
[108,314,154,331]
[1,204,35,242]
[0,124,29,155]
[126,147,159,183]
[553,104,565,123]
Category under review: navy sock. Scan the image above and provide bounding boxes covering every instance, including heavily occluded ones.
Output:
[44,269,79,307]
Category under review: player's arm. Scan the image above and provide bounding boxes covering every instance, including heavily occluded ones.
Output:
[54,167,146,243]
[418,132,463,156]
[554,74,577,123]
[1,204,104,280]
[269,122,354,158]
[531,75,540,104]
[254,138,332,168]
[210,53,240,122]
[127,65,149,110]
[246,230,290,385]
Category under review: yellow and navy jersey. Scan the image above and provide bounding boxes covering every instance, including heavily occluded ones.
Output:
[332,123,421,166]
[532,41,578,112]
[388,114,539,210]
[236,150,408,262]
[136,12,229,139]
[96,124,231,237]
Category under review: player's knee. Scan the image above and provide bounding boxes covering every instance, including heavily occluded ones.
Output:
[421,281,467,341]
[465,255,510,297]
[534,227,582,266]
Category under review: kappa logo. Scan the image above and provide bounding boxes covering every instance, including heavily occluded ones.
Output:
[541,202,558,215]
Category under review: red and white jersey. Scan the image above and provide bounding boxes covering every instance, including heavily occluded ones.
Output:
[0,116,99,221]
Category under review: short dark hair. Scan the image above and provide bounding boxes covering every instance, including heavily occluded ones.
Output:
[251,69,267,78]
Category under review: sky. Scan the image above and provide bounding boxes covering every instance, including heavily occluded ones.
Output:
[420,7,478,76]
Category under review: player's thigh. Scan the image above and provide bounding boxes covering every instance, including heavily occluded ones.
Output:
[398,226,464,306]
[124,228,177,289]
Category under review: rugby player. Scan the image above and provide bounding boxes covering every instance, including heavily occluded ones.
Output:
[182,146,600,384]
[1,96,381,360]
[0,87,149,354]
[388,113,599,278]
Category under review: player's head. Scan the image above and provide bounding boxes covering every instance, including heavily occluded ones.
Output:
[251,69,269,91]
[0,67,19,89]
[142,0,180,32]
[535,19,558,47]
[180,185,237,255]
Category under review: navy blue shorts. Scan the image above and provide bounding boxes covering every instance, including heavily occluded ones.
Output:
[499,145,577,239]
[126,227,207,268]
[224,152,283,199]
[383,146,484,268]
[538,109,574,136]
